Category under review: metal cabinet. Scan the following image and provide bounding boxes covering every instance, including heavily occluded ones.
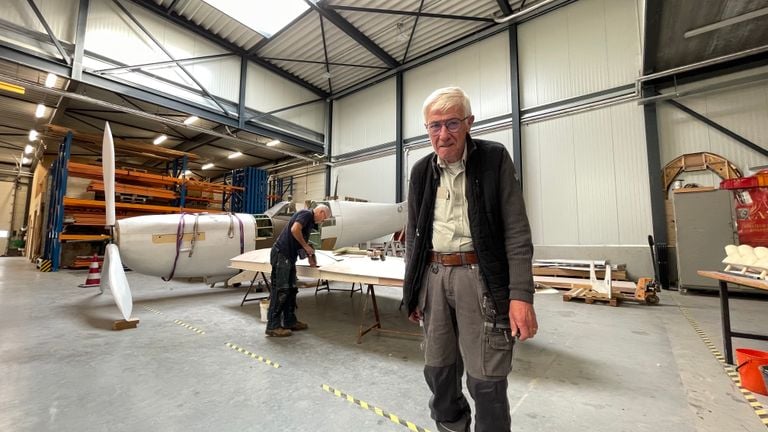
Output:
[673,189,736,291]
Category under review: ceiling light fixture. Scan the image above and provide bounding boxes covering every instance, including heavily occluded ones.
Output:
[0,81,25,95]
[35,103,46,118]
[22,157,31,165]
[24,144,34,154]
[153,134,167,145]
[183,115,199,125]
[184,170,193,176]
[201,163,215,170]
[28,130,38,141]
[228,151,243,159]
[266,139,280,146]
[44,73,57,88]
[684,7,768,39]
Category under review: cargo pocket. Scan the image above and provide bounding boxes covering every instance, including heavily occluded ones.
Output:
[481,328,515,378]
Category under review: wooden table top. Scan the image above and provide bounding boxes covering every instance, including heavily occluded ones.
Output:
[697,270,768,292]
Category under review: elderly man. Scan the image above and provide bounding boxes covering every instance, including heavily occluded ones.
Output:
[403,87,537,432]
[266,204,330,337]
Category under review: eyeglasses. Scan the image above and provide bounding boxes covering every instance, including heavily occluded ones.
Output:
[425,116,470,135]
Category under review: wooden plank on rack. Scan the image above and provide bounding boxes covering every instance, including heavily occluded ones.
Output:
[88,181,177,200]
[64,197,226,214]
[60,234,111,241]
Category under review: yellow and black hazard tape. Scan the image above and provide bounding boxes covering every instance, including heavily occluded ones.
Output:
[678,305,768,427]
[225,342,280,368]
[321,384,431,432]
[173,319,205,335]
[142,305,164,315]
[39,259,52,272]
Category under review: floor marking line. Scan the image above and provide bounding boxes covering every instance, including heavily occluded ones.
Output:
[677,304,767,429]
[142,305,164,315]
[225,342,280,368]
[321,384,431,432]
[173,319,206,335]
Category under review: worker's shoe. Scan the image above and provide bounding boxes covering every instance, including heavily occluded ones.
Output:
[288,321,309,331]
[265,328,292,337]
[435,415,470,432]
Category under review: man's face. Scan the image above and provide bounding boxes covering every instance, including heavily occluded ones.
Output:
[314,209,328,223]
[426,106,474,164]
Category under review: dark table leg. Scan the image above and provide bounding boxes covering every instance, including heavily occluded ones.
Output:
[718,280,734,365]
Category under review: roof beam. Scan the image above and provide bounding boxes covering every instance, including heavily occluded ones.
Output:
[128,0,328,97]
[328,5,494,22]
[496,0,513,17]
[306,1,399,68]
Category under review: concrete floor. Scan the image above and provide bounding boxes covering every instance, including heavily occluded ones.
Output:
[1,256,767,432]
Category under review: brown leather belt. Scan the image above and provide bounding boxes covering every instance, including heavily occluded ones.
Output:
[429,251,478,266]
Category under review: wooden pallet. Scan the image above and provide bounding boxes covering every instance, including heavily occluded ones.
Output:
[562,287,622,307]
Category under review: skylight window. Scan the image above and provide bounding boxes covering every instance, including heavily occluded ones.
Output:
[201,0,310,38]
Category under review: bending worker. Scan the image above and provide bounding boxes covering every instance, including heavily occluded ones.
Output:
[266,204,330,337]
[403,87,538,432]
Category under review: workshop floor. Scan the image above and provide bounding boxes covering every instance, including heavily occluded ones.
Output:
[1,257,766,432]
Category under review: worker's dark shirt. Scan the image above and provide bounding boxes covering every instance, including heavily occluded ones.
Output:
[273,209,315,262]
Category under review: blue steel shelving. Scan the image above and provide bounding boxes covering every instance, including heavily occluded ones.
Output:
[42,131,73,272]
[227,167,268,214]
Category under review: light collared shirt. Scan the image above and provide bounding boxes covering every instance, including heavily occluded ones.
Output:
[432,146,473,253]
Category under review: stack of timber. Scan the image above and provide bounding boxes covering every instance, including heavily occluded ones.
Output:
[532,259,637,295]
[64,162,243,226]
[533,259,627,280]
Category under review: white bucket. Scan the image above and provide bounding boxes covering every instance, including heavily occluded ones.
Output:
[259,299,270,323]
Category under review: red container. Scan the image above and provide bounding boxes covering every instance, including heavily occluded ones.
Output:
[720,173,768,247]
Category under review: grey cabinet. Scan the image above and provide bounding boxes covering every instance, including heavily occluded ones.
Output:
[673,189,736,291]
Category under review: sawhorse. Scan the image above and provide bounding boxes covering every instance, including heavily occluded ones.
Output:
[240,271,271,307]
[315,279,363,297]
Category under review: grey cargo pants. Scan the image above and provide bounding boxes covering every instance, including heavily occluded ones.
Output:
[419,262,515,432]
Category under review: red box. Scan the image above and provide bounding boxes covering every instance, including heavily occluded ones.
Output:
[721,173,768,246]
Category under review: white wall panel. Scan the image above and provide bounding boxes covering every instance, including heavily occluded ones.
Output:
[518,0,640,109]
[611,103,653,244]
[0,0,78,57]
[85,1,241,103]
[658,80,768,187]
[523,102,650,245]
[332,79,396,156]
[270,164,326,205]
[332,155,396,203]
[246,63,325,133]
[403,33,510,139]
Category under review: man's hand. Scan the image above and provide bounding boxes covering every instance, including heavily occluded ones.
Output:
[408,307,422,324]
[304,244,315,256]
[509,300,538,341]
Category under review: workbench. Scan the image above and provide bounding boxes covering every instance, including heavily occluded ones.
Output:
[230,249,413,343]
[697,270,768,364]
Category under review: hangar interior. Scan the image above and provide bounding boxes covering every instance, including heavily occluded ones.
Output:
[0,0,767,431]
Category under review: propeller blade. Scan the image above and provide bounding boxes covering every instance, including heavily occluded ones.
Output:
[102,122,116,226]
[102,244,133,321]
